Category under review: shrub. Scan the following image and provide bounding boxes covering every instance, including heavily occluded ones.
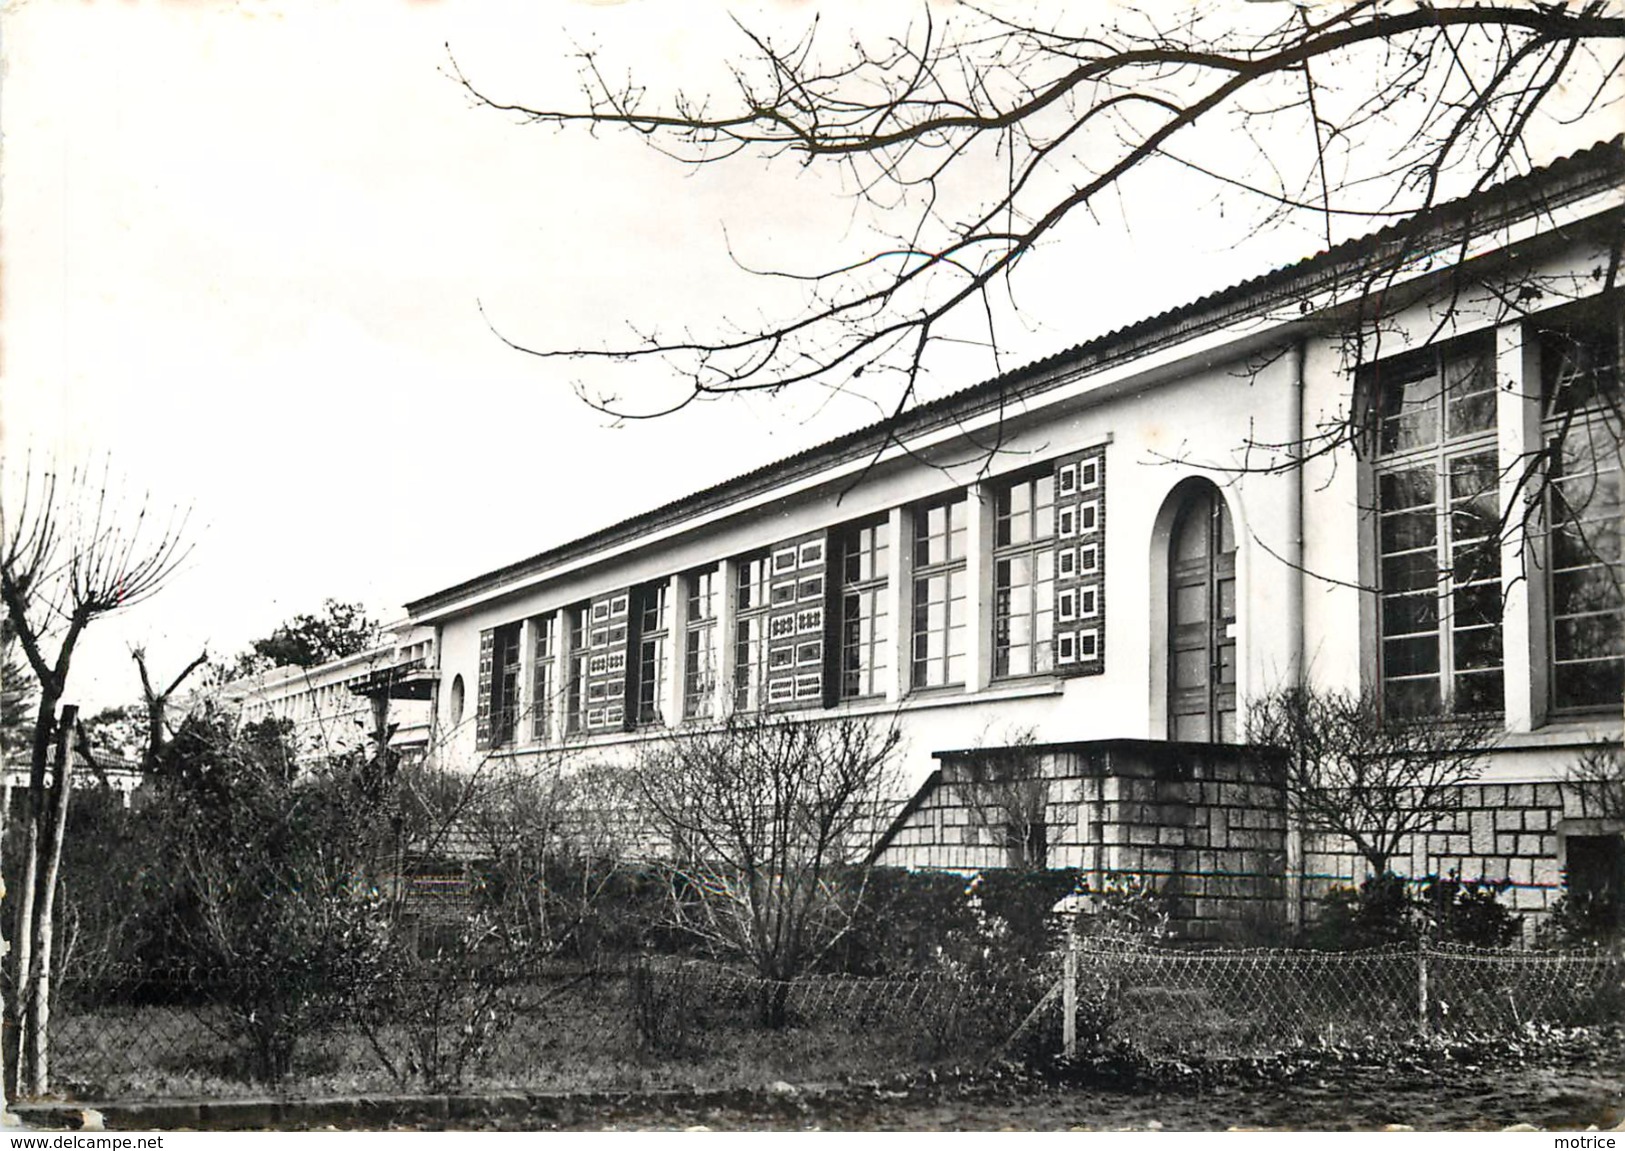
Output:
[1306,872,1523,950]
[1419,873,1522,947]
[1074,871,1173,941]
[1537,891,1625,951]
[828,868,982,976]
[1305,873,1418,949]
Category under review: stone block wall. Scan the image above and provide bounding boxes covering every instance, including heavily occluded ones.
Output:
[873,738,1289,942]
[1301,781,1580,916]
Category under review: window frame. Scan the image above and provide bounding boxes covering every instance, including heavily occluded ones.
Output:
[835,517,890,701]
[683,566,720,720]
[992,468,1057,680]
[911,493,969,691]
[1538,305,1624,716]
[1368,338,1505,720]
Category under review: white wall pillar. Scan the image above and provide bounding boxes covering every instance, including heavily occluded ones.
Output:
[552,607,573,742]
[665,573,687,727]
[517,617,536,746]
[717,558,738,716]
[964,483,995,693]
[884,507,910,703]
[1496,320,1545,732]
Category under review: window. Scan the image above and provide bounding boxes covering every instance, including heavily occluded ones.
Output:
[912,494,968,689]
[993,470,1056,677]
[566,604,588,735]
[837,518,889,699]
[1563,833,1625,904]
[633,581,670,725]
[448,674,464,726]
[1370,341,1503,719]
[1541,310,1623,713]
[531,615,554,742]
[490,622,522,747]
[684,568,719,718]
[734,552,771,710]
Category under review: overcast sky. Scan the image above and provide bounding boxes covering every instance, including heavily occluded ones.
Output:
[3,1,1617,712]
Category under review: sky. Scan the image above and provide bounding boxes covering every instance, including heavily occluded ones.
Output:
[3,0,1619,712]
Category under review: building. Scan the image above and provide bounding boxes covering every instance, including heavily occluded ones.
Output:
[226,621,437,765]
[400,140,1623,933]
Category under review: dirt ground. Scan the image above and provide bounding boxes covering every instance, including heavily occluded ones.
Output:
[527,1037,1625,1131]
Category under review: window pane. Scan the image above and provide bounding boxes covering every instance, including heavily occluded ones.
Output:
[1384,635,1440,678]
[1379,468,1437,511]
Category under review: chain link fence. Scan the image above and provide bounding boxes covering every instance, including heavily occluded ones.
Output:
[1072,939,1625,1058]
[46,960,1036,1101]
[39,941,1625,1099]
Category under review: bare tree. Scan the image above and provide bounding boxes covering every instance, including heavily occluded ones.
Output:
[1246,685,1498,877]
[637,710,901,1026]
[954,729,1050,870]
[463,3,1621,425]
[1565,738,1625,822]
[0,459,189,1096]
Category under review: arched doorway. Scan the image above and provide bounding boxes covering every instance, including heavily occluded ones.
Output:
[1168,483,1237,742]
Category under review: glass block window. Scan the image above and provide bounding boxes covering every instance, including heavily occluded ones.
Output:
[684,567,719,719]
[1540,309,1623,712]
[1370,340,1503,718]
[837,518,889,699]
[994,471,1056,677]
[531,615,554,742]
[581,592,630,732]
[912,493,968,689]
[1053,446,1108,677]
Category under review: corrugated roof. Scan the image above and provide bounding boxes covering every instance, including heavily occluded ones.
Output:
[408,137,1625,618]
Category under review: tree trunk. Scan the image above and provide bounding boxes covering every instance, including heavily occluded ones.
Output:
[0,778,10,1125]
[28,707,74,1096]
[8,698,57,1098]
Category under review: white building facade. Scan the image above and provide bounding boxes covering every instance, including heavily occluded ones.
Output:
[402,142,1624,924]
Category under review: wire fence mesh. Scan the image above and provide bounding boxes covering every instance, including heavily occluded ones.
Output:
[45,960,1035,1101]
[1074,938,1625,1058]
[37,941,1625,1100]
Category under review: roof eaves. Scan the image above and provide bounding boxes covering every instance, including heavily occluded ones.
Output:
[407,137,1624,619]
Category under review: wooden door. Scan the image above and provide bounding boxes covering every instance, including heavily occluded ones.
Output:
[1168,487,1237,742]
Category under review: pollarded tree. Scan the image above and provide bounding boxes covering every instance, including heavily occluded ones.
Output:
[637,710,902,1026]
[0,458,189,1096]
[465,2,1622,433]
[1246,685,1498,879]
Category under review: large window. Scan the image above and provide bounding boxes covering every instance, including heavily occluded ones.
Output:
[531,615,554,742]
[565,604,588,735]
[633,581,670,725]
[734,552,772,710]
[1541,310,1623,713]
[993,470,1055,678]
[837,518,889,699]
[684,567,719,718]
[490,621,522,747]
[912,494,968,689]
[1371,341,1503,719]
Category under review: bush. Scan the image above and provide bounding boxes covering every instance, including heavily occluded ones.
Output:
[1420,873,1523,947]
[1537,891,1625,951]
[1073,871,1174,941]
[1306,872,1522,950]
[1306,873,1417,949]
[830,868,983,976]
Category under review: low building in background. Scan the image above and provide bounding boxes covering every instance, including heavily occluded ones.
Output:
[225,621,437,766]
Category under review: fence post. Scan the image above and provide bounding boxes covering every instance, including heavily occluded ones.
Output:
[1416,938,1430,1038]
[1062,920,1078,1059]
